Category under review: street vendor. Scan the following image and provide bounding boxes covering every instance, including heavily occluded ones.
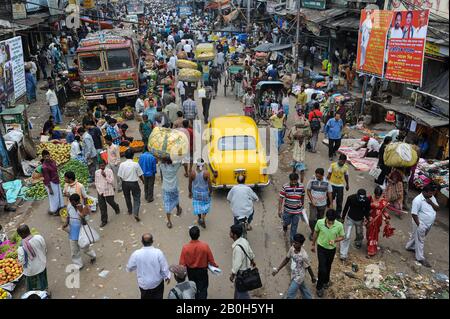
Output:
[63,171,88,205]
[357,135,381,158]
[47,126,63,141]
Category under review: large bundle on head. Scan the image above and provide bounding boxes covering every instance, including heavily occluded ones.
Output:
[148,127,189,160]
[177,51,188,60]
[195,43,216,61]
[178,68,202,82]
[281,74,293,89]
[176,59,198,70]
[384,142,418,168]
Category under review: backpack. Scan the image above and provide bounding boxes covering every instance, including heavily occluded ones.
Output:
[310,111,321,132]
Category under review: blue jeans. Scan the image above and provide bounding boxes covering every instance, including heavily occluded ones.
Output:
[282,212,300,242]
[50,104,62,124]
[287,279,312,299]
[277,129,284,149]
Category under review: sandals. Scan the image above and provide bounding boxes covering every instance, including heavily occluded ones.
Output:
[166,221,173,229]
[176,207,183,216]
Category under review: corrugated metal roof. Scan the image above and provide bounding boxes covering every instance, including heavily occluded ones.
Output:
[299,8,348,24]
[328,16,360,31]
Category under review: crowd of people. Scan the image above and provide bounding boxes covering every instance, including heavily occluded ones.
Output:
[11,0,442,300]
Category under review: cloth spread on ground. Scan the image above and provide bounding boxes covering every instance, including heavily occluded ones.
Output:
[337,147,378,172]
[3,180,24,204]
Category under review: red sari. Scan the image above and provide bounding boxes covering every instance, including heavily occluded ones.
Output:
[367,196,389,256]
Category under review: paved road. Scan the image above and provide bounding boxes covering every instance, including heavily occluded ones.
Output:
[3,77,448,299]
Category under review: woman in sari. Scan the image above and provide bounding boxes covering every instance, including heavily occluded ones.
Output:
[385,168,404,217]
[41,150,64,216]
[367,186,390,258]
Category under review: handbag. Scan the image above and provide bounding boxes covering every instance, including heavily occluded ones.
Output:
[235,245,262,292]
[78,222,100,248]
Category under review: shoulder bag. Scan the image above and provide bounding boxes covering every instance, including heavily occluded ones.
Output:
[235,244,262,292]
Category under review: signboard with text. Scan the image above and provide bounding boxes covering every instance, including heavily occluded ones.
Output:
[301,0,326,9]
[0,37,26,109]
[356,9,429,87]
[12,2,27,20]
[356,10,393,77]
[385,10,429,86]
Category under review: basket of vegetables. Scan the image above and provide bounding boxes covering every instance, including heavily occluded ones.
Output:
[130,140,145,153]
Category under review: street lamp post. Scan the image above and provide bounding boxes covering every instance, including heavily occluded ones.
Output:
[294,0,301,71]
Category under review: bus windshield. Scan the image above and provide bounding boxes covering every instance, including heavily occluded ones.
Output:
[79,52,102,71]
[106,48,132,70]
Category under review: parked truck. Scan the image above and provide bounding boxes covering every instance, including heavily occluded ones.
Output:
[76,31,139,108]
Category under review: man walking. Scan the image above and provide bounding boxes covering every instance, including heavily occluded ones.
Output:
[127,233,171,299]
[405,183,439,268]
[307,168,333,240]
[278,173,306,243]
[339,189,371,261]
[229,224,256,299]
[227,175,259,230]
[95,161,120,227]
[311,209,344,297]
[118,149,144,222]
[167,265,197,299]
[201,82,213,124]
[45,83,62,124]
[327,154,350,219]
[182,93,198,122]
[308,103,323,153]
[272,233,316,299]
[160,157,183,228]
[78,127,97,183]
[138,150,157,203]
[17,224,48,292]
[179,226,219,299]
[324,113,344,161]
[105,135,122,192]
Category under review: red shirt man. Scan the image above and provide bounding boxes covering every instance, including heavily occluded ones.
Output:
[179,226,218,299]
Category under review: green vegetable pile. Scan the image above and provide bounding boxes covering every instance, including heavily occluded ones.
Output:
[24,159,90,201]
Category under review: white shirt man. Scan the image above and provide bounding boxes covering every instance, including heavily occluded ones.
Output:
[390,27,404,39]
[168,55,177,72]
[227,183,259,221]
[406,188,439,267]
[367,138,381,152]
[183,43,192,53]
[177,81,186,97]
[46,89,58,107]
[127,241,171,294]
[118,159,144,182]
[135,96,145,114]
[17,234,47,277]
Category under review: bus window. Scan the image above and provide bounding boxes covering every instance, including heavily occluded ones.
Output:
[106,49,132,70]
[79,53,102,71]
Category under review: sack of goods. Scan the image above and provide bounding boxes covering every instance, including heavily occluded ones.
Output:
[196,52,215,61]
[178,68,202,82]
[176,59,198,70]
[383,142,418,168]
[177,51,188,60]
[148,127,189,160]
[195,43,216,61]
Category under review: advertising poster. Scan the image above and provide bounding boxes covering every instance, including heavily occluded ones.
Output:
[0,37,25,110]
[385,10,429,86]
[356,10,393,77]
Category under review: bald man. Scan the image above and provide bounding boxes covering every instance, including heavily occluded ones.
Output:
[127,233,171,299]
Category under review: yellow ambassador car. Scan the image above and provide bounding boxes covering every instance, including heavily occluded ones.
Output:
[206,115,270,189]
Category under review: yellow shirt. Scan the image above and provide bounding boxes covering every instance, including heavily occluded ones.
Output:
[328,162,349,186]
[296,92,307,106]
[270,115,285,129]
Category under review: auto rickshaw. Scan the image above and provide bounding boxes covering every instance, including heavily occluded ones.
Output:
[254,81,285,125]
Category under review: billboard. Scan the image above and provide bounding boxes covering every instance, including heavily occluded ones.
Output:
[356,9,429,86]
[385,10,429,86]
[356,10,393,77]
[0,37,26,109]
[386,0,448,21]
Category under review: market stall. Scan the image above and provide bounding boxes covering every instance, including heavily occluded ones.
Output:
[412,159,449,200]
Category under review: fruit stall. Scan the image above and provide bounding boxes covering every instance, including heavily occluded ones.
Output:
[0,229,39,295]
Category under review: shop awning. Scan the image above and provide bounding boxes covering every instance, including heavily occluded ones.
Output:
[328,16,360,31]
[299,8,348,25]
[14,12,49,26]
[254,43,292,52]
[370,99,449,128]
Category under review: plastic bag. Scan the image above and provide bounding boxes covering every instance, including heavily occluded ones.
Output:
[384,143,418,168]
[198,88,206,98]
[78,223,100,249]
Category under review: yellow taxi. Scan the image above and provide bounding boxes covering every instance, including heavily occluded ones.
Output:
[206,115,270,189]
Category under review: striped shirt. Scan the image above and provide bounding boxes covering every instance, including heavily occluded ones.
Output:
[280,183,305,214]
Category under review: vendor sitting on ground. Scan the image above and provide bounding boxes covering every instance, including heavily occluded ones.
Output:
[119,123,134,145]
[357,135,381,158]
[42,116,54,135]
[48,126,63,141]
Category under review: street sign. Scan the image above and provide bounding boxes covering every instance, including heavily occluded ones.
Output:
[12,2,27,20]
[301,0,326,10]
